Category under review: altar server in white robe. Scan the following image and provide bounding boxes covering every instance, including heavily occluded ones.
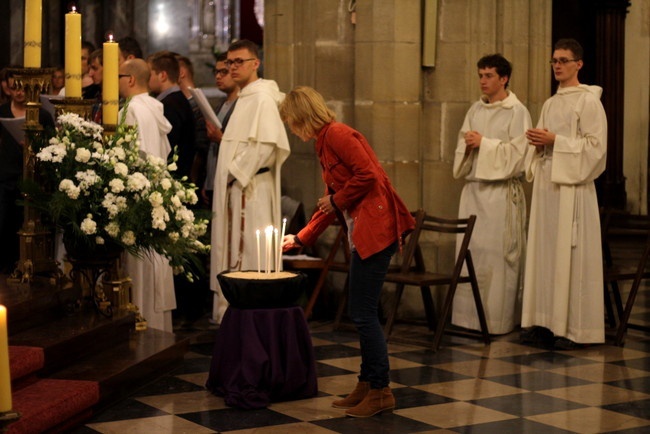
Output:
[118,58,176,332]
[210,40,290,323]
[523,38,607,348]
[451,54,532,335]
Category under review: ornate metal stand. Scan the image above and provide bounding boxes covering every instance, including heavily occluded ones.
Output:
[67,250,131,318]
[7,68,57,283]
[52,97,95,120]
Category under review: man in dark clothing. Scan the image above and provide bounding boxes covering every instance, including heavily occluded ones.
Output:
[147,51,196,181]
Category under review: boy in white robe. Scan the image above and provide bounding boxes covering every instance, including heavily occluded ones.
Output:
[118,58,176,332]
[523,38,607,348]
[210,40,291,323]
[452,54,532,335]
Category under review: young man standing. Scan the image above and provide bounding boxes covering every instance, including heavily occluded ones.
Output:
[522,39,607,349]
[203,52,239,206]
[118,58,176,332]
[451,54,532,335]
[148,51,196,180]
[210,39,290,323]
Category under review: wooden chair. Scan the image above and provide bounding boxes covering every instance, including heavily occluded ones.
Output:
[382,209,490,352]
[283,221,348,319]
[601,210,650,345]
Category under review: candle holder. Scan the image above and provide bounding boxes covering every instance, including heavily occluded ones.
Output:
[0,410,21,433]
[52,97,95,121]
[6,67,59,283]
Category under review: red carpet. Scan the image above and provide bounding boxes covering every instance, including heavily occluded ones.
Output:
[7,346,100,434]
[7,379,99,434]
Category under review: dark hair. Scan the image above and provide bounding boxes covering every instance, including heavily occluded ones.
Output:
[227,39,260,58]
[89,48,103,66]
[82,41,96,53]
[148,51,180,83]
[216,52,227,62]
[118,36,144,59]
[175,54,194,79]
[554,38,583,60]
[477,53,512,88]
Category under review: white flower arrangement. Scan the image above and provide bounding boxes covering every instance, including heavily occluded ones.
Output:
[27,111,210,280]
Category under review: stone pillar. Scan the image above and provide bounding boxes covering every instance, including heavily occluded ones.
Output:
[353,0,422,209]
[595,0,630,209]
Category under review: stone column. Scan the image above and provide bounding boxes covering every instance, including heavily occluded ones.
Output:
[353,0,422,209]
[595,0,631,209]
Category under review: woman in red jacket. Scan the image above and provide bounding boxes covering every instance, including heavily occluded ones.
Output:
[280,86,415,417]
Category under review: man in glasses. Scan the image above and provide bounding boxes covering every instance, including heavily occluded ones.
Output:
[451,54,532,336]
[203,52,239,208]
[118,58,176,332]
[209,39,291,324]
[522,38,607,350]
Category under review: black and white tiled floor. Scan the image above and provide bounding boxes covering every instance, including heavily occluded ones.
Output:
[70,315,650,434]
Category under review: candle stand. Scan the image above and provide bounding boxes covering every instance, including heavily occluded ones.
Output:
[0,411,20,433]
[6,67,59,285]
[52,97,95,120]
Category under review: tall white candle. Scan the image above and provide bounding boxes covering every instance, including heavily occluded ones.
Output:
[265,226,273,274]
[280,218,287,272]
[274,228,279,273]
[256,229,261,273]
[0,305,12,412]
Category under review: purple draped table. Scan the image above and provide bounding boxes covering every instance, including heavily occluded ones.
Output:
[206,271,318,409]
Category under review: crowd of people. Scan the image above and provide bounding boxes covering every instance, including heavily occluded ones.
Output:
[0,36,607,417]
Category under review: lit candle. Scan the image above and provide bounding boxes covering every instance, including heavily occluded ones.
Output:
[0,305,12,412]
[24,0,42,68]
[280,217,287,272]
[264,226,273,274]
[256,229,261,274]
[102,33,119,126]
[64,6,82,98]
[274,228,279,273]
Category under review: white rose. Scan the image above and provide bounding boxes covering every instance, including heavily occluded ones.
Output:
[75,148,91,163]
[81,214,97,235]
[114,162,128,176]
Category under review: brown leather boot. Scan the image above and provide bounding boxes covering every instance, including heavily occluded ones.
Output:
[331,381,370,409]
[345,387,395,417]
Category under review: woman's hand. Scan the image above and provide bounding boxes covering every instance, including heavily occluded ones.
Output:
[317,195,334,214]
[282,234,300,251]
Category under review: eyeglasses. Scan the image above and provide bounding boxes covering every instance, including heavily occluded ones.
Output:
[213,68,229,76]
[224,58,256,68]
[549,58,578,65]
[118,74,131,79]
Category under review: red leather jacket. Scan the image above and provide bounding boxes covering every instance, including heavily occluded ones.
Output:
[297,122,415,259]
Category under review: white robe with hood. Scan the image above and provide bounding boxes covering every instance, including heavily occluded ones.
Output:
[120,93,177,332]
[522,84,607,344]
[210,79,291,322]
[451,91,532,334]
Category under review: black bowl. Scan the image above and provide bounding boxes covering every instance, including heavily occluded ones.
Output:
[217,271,307,309]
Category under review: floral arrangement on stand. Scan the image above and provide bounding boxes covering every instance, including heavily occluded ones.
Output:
[25,111,210,284]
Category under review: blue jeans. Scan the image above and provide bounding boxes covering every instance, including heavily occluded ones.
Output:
[348,241,397,389]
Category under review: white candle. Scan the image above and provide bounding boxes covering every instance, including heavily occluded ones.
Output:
[274,228,279,273]
[265,225,273,274]
[256,229,261,273]
[0,305,12,412]
[280,218,287,272]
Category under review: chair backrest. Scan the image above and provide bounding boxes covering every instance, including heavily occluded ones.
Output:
[601,209,650,277]
[398,209,477,277]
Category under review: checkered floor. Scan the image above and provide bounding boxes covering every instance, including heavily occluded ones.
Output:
[69,316,650,434]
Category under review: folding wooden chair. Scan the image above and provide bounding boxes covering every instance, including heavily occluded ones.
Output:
[283,221,348,319]
[601,210,650,345]
[383,209,490,352]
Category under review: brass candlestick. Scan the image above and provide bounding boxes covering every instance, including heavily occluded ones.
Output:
[7,67,58,282]
[52,97,95,121]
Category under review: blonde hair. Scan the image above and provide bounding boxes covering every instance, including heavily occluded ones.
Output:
[279,86,336,138]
